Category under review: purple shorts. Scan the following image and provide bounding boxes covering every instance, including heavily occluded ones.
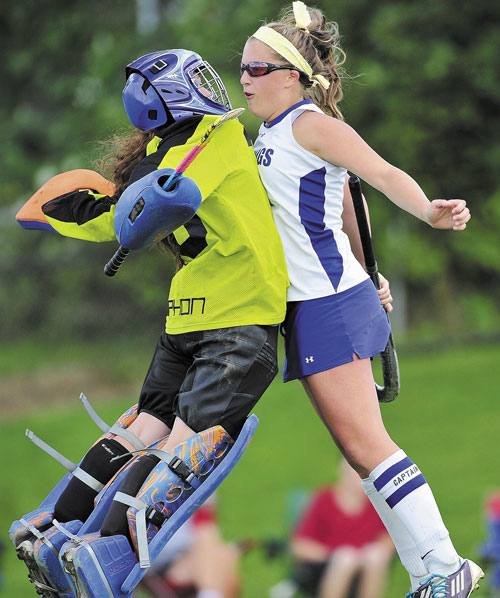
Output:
[282,279,390,382]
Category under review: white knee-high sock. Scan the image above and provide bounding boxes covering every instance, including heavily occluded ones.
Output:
[366,449,460,577]
[362,474,428,590]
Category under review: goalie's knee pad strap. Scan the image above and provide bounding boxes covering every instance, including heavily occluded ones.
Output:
[72,467,105,493]
[108,424,145,452]
[145,448,200,488]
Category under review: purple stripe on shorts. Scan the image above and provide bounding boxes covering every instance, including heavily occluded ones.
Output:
[386,474,428,508]
[373,457,415,491]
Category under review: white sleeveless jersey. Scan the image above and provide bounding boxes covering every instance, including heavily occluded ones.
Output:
[255,99,368,301]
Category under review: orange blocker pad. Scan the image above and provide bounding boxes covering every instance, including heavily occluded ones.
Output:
[16,169,115,232]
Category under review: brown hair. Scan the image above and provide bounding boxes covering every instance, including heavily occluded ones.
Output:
[261,4,346,120]
[95,129,185,270]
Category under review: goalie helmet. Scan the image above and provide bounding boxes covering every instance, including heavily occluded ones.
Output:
[123,49,232,130]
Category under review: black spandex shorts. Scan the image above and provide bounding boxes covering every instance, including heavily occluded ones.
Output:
[138,325,278,439]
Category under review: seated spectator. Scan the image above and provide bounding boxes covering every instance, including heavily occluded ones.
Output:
[290,459,394,598]
[140,496,241,598]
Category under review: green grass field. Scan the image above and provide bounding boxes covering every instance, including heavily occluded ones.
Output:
[1,341,499,597]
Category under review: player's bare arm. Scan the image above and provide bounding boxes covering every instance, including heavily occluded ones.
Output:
[293,112,470,231]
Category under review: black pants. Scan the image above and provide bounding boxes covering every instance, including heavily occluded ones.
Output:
[138,325,279,439]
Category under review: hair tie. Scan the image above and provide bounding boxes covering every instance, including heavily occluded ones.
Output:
[293,1,312,31]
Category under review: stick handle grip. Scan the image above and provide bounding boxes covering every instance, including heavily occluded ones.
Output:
[104,245,130,277]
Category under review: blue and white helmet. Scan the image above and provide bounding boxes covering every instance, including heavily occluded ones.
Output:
[123,49,232,130]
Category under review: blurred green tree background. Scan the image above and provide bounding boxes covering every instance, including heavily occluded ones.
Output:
[1,0,499,344]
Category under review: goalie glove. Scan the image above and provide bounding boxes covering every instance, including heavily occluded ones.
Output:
[114,168,202,250]
[16,169,115,233]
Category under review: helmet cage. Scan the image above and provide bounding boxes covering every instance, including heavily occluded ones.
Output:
[188,61,231,113]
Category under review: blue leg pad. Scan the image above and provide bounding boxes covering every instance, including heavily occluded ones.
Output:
[59,415,258,598]
[122,414,259,593]
[60,535,136,598]
[11,474,75,598]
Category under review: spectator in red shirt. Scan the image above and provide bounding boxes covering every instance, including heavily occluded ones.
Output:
[291,459,394,598]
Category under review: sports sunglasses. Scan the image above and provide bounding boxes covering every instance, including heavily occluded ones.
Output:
[240,61,307,78]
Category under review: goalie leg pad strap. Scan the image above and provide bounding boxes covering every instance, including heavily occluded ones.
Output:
[53,438,131,523]
[100,454,160,540]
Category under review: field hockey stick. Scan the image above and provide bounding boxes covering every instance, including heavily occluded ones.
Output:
[348,175,400,403]
[104,107,245,277]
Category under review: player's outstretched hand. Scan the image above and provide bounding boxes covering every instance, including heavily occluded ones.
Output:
[424,199,471,231]
[378,273,393,314]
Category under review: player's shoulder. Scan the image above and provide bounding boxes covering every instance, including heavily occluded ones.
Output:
[294,107,339,131]
[293,108,348,154]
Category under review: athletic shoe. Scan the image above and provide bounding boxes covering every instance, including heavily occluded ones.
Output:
[405,559,485,597]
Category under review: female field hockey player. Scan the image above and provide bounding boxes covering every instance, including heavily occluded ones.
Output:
[240,3,482,597]
[12,49,289,598]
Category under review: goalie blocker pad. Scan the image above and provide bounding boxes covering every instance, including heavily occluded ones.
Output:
[16,169,115,232]
[114,168,202,250]
[58,414,259,598]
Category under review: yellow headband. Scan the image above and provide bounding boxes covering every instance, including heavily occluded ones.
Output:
[251,2,330,90]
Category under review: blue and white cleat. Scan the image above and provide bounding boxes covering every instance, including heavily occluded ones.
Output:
[405,559,484,598]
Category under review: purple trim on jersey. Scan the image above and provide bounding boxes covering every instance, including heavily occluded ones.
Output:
[386,475,428,508]
[373,457,415,491]
[298,167,343,291]
[265,99,313,128]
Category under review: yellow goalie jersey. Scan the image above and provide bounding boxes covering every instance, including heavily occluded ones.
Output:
[42,115,288,334]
